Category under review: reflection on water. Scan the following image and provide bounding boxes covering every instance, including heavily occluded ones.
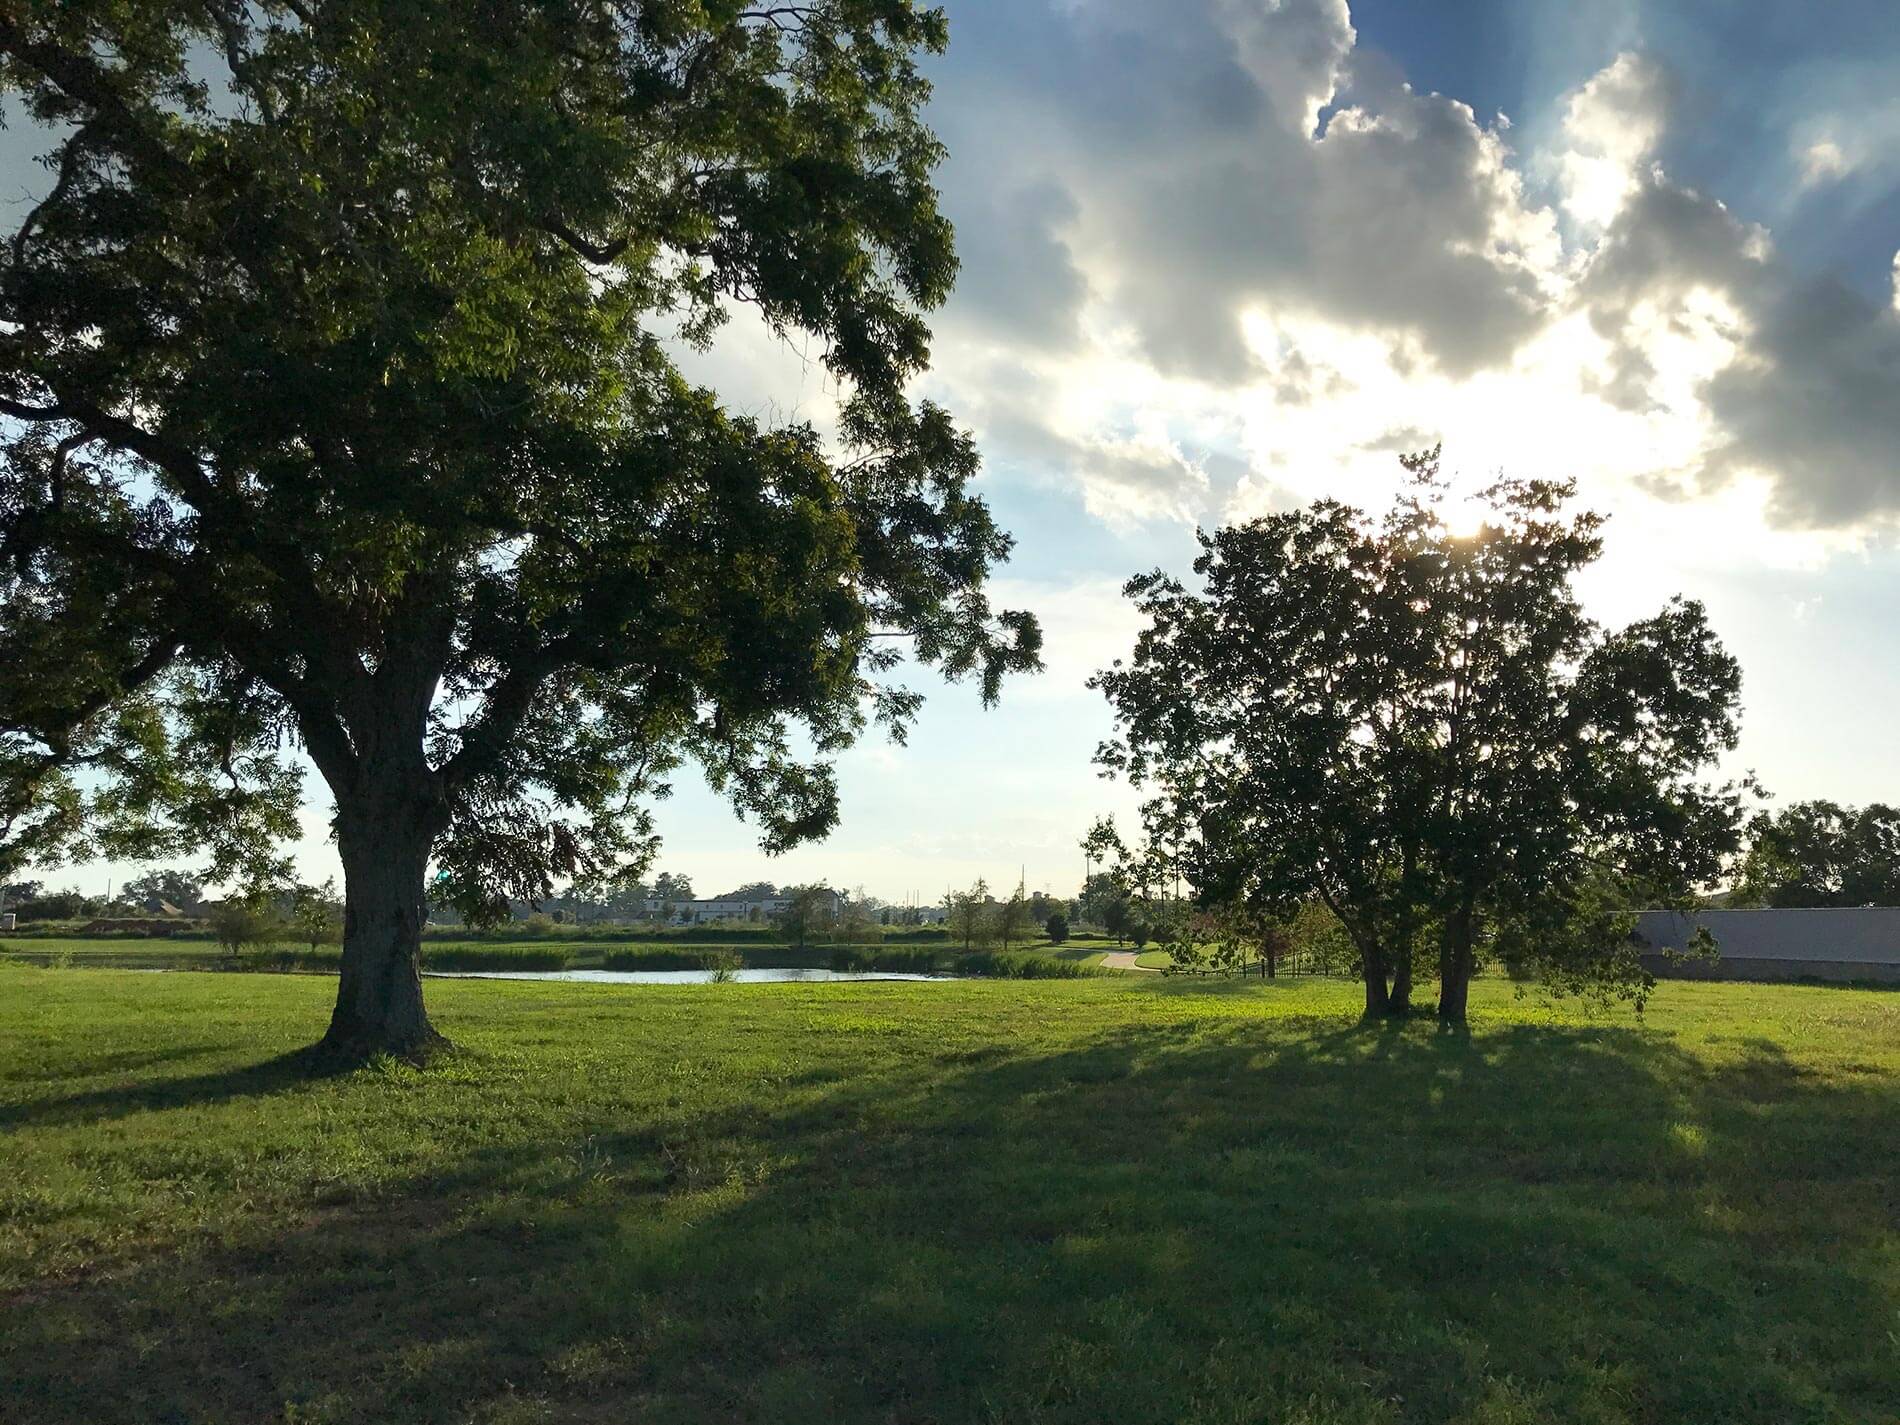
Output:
[426,967,960,985]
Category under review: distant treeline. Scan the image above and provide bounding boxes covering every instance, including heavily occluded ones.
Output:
[0,917,961,946]
[1,939,1105,980]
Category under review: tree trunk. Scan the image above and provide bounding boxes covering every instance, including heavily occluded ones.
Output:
[1437,897,1476,1030]
[1361,943,1391,1019]
[321,792,447,1062]
[1392,845,1419,1016]
[1389,944,1413,1014]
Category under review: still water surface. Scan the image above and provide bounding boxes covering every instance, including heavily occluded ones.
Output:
[427,967,960,985]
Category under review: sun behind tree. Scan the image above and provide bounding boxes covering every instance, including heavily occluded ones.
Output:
[1094,449,1746,1027]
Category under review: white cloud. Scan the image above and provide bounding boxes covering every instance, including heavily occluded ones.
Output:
[1798,138,1851,187]
[1558,52,1668,228]
[926,29,1900,541]
[648,12,1900,896]
[1786,94,1900,197]
[986,574,1147,702]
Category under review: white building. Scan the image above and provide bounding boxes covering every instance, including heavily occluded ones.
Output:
[642,896,782,925]
[643,889,844,925]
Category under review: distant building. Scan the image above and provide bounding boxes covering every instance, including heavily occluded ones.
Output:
[643,889,844,925]
[1634,908,1900,984]
[650,896,784,925]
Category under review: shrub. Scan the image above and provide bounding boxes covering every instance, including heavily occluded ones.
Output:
[960,950,1100,979]
[208,898,278,960]
[831,945,943,975]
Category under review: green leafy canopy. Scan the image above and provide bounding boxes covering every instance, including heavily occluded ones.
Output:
[1093,450,1748,1016]
[0,1,1041,914]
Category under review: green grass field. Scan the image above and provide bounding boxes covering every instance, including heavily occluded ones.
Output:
[2,965,1895,1423]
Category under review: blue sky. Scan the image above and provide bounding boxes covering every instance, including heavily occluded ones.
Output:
[19,1,1900,903]
[641,0,1900,903]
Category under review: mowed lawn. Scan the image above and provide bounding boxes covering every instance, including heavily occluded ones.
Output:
[2,967,1896,1424]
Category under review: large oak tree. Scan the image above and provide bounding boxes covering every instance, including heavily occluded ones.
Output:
[1094,452,1744,1027]
[0,1,1039,1057]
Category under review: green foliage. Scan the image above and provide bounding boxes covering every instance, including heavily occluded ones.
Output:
[1080,816,1126,872]
[956,949,1100,979]
[1095,449,1745,1023]
[600,946,736,972]
[419,945,569,973]
[1163,903,1289,977]
[829,944,936,974]
[207,896,277,959]
[651,873,695,905]
[947,878,994,950]
[774,884,837,950]
[0,2,1038,986]
[720,881,780,902]
[120,868,205,911]
[1075,871,1128,931]
[827,944,1101,978]
[3,934,1099,978]
[1287,899,1359,975]
[288,880,343,953]
[5,887,91,922]
[1045,912,1069,944]
[1736,801,1900,908]
[994,884,1032,950]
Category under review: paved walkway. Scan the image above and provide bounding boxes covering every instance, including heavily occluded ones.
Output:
[1099,951,1162,973]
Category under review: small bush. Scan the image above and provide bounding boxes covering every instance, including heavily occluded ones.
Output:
[831,945,943,974]
[960,950,1100,980]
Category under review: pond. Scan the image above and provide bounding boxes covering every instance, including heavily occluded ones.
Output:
[426,967,964,985]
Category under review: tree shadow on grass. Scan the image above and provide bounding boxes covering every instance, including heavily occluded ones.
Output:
[4,1012,1896,1424]
[0,1041,236,1087]
[0,1043,362,1131]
